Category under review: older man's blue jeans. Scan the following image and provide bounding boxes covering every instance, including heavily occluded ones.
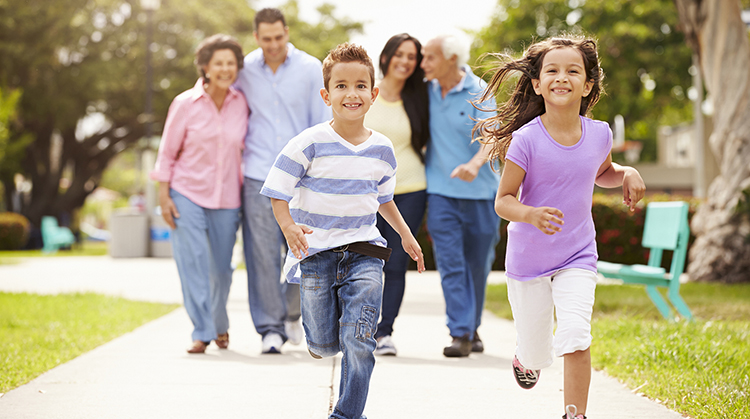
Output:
[300,250,382,419]
[170,189,240,343]
[426,194,500,339]
[241,178,300,340]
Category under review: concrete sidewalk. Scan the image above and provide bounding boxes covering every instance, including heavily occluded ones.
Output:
[0,257,685,418]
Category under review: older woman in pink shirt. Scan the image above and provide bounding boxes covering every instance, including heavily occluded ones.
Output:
[150,34,248,354]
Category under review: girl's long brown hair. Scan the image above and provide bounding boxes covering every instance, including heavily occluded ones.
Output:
[473,35,604,163]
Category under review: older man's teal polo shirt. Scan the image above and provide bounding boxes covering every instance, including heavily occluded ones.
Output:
[425,66,499,200]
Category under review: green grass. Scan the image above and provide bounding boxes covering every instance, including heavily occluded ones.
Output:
[0,241,108,264]
[0,292,179,393]
[485,281,750,419]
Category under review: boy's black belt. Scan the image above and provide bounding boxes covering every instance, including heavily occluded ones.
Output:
[331,242,392,262]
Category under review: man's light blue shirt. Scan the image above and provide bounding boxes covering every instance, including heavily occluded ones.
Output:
[425,66,499,200]
[235,43,331,181]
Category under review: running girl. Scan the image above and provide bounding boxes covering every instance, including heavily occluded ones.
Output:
[474,35,646,419]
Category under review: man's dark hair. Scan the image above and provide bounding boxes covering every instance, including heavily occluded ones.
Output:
[254,8,286,31]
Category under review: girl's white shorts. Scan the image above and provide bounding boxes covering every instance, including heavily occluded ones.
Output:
[507,268,597,370]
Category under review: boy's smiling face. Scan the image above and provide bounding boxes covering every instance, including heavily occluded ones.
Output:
[320,62,378,123]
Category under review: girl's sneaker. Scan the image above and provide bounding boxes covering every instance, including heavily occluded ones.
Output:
[374,335,397,356]
[562,404,586,419]
[512,355,540,389]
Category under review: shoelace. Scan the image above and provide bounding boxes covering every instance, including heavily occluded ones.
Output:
[513,357,539,379]
[565,404,585,419]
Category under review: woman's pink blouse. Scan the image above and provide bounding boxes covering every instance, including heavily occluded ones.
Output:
[150,79,249,209]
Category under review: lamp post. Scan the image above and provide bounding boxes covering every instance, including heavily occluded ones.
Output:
[139,0,161,257]
[141,0,160,142]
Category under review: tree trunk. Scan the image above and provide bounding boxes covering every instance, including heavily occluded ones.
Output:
[675,0,750,283]
[19,118,143,231]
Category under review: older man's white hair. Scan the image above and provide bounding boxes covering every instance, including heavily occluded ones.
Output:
[436,32,471,68]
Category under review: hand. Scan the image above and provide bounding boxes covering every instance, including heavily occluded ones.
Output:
[527,206,564,235]
[401,234,425,273]
[622,168,646,211]
[282,224,313,259]
[160,195,180,229]
[450,162,479,183]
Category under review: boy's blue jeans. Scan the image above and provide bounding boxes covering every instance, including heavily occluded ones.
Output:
[299,249,382,419]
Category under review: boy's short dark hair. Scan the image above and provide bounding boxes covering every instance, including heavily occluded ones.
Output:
[322,43,375,91]
[254,8,286,31]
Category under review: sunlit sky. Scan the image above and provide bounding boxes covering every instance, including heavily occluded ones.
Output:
[254,0,499,61]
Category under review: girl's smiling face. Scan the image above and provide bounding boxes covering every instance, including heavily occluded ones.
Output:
[532,47,593,110]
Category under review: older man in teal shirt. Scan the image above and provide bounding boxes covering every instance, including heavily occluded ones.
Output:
[421,33,500,358]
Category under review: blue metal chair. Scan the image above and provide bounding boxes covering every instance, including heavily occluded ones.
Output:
[597,201,693,320]
[41,216,76,253]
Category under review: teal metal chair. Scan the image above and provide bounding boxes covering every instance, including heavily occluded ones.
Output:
[41,216,76,253]
[597,201,693,320]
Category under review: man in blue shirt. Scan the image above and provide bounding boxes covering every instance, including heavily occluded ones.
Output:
[235,8,331,354]
[421,33,500,358]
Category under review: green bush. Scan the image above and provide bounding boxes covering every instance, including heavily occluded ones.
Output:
[410,194,700,271]
[0,212,30,250]
[593,194,700,267]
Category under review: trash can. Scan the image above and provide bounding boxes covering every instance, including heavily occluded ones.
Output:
[150,215,172,258]
[109,209,149,258]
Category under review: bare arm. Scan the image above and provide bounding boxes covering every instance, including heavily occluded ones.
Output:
[378,200,425,272]
[450,142,492,183]
[495,160,564,235]
[270,198,313,258]
[595,154,646,211]
[158,182,180,229]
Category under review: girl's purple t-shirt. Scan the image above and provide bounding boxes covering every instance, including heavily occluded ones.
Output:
[504,115,612,281]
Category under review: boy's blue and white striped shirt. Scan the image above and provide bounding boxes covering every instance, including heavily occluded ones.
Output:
[261,122,397,283]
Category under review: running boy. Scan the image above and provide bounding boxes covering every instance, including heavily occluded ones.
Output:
[261,43,425,419]
[474,35,645,419]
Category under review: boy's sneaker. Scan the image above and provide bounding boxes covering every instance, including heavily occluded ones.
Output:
[261,332,283,354]
[374,335,397,356]
[563,404,586,419]
[307,347,322,359]
[512,355,540,389]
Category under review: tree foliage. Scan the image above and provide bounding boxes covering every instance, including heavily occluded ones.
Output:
[0,87,22,164]
[281,1,364,61]
[472,0,695,162]
[0,86,31,211]
[0,0,361,229]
